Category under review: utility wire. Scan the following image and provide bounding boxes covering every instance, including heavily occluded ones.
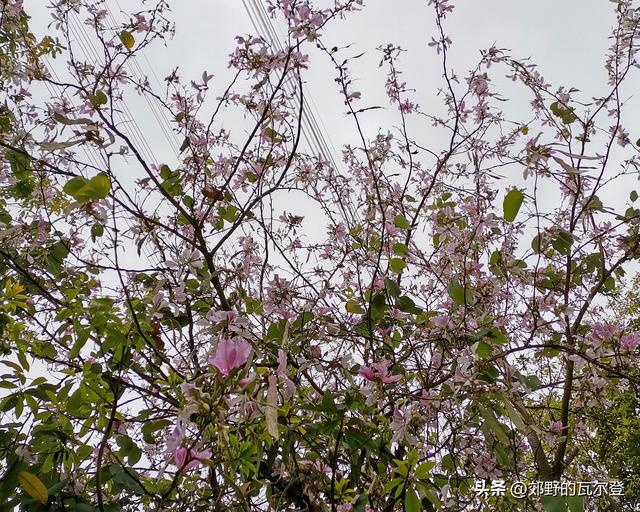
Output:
[253,0,341,172]
[40,58,104,172]
[67,13,156,164]
[242,0,357,224]
[111,0,182,156]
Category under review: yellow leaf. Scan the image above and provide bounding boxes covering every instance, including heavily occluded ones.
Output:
[119,30,135,50]
[345,300,364,314]
[17,471,48,504]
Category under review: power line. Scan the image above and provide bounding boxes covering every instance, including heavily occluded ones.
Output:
[109,0,182,158]
[253,0,342,171]
[241,0,357,224]
[67,13,157,164]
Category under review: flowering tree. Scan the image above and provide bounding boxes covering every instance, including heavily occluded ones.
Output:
[2,0,640,511]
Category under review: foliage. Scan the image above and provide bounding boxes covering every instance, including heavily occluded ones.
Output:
[1,0,640,510]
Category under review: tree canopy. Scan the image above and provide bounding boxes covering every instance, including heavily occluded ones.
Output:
[1,0,640,511]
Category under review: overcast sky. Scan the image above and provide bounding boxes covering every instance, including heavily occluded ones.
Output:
[25,0,632,166]
[163,0,624,152]
[22,0,640,270]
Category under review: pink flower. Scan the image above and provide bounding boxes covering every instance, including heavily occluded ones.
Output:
[358,360,402,384]
[432,314,449,328]
[208,310,240,324]
[399,99,416,114]
[389,407,418,445]
[297,5,311,21]
[173,447,212,472]
[471,76,489,97]
[166,422,184,453]
[549,420,564,433]
[592,322,617,343]
[620,333,639,351]
[275,349,296,397]
[208,338,251,376]
[132,13,150,33]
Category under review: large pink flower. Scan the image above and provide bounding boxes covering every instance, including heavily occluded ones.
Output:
[208,338,251,376]
[173,447,212,472]
[358,359,402,384]
[620,333,640,351]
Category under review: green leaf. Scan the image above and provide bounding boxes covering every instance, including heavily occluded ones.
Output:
[112,466,145,494]
[393,242,409,256]
[370,293,386,321]
[141,419,172,444]
[76,504,98,512]
[479,406,510,445]
[47,480,66,496]
[415,461,435,480]
[385,278,400,299]
[631,190,638,202]
[263,127,283,142]
[6,148,32,178]
[503,189,524,222]
[64,174,111,202]
[393,214,411,230]
[318,391,339,413]
[266,320,286,341]
[540,495,566,512]
[447,279,471,306]
[69,329,89,359]
[92,223,105,239]
[603,275,615,292]
[244,297,264,315]
[405,487,421,512]
[501,399,527,432]
[159,164,172,180]
[17,471,48,504]
[516,373,542,391]
[389,258,406,274]
[89,90,108,108]
[0,107,14,133]
[218,204,238,223]
[85,174,111,199]
[479,365,499,385]
[565,495,583,512]
[551,230,573,255]
[397,295,422,314]
[353,493,369,512]
[266,375,279,440]
[383,477,404,495]
[585,195,603,211]
[486,327,509,345]
[6,149,35,199]
[117,436,142,465]
[550,101,577,124]
[532,234,544,253]
[63,176,88,196]
[475,341,493,358]
[0,211,12,225]
[119,30,135,50]
[345,300,365,315]
[489,249,502,266]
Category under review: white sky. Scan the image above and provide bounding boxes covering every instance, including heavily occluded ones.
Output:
[25,0,629,164]
[22,0,640,268]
